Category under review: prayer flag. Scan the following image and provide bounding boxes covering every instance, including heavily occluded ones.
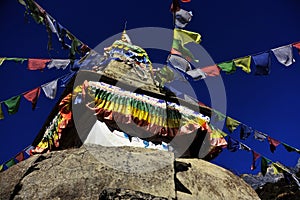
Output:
[60,72,76,87]
[0,164,3,172]
[0,57,6,66]
[42,79,58,99]
[0,103,4,120]
[252,52,271,75]
[261,157,271,176]
[282,143,300,154]
[233,56,252,73]
[218,61,236,74]
[240,124,253,140]
[28,58,50,70]
[227,137,240,152]
[186,68,206,80]
[4,96,21,115]
[15,152,24,162]
[201,65,220,76]
[240,143,251,152]
[251,150,261,170]
[293,42,300,54]
[271,163,284,175]
[168,54,192,72]
[181,0,191,2]
[212,110,226,122]
[47,59,70,70]
[175,9,193,28]
[23,87,41,110]
[267,136,281,153]
[254,130,267,142]
[226,117,240,133]
[5,158,15,168]
[271,45,295,67]
[174,29,201,45]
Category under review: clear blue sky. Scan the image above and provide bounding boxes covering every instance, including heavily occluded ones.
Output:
[1,0,300,174]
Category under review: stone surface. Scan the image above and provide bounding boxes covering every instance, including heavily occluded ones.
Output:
[175,158,260,200]
[0,145,260,200]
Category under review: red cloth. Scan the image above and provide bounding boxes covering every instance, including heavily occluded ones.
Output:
[201,65,221,76]
[23,87,41,110]
[181,0,191,2]
[251,150,261,170]
[268,136,281,153]
[28,59,50,71]
[15,152,24,162]
[293,42,300,54]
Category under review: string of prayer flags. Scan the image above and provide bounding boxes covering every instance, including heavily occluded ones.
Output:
[267,136,281,153]
[251,150,261,170]
[226,116,240,133]
[217,61,236,74]
[271,45,295,67]
[28,58,51,71]
[240,124,253,140]
[233,56,252,74]
[47,59,70,70]
[23,87,41,110]
[282,143,300,154]
[42,79,58,99]
[4,96,21,115]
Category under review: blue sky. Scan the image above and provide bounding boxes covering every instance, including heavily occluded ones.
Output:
[1,0,300,174]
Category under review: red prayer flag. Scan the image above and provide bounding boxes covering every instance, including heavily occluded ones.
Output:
[181,0,191,2]
[293,42,300,54]
[28,59,50,71]
[267,136,281,153]
[171,0,181,12]
[251,150,261,170]
[201,65,221,76]
[15,151,24,162]
[23,87,41,110]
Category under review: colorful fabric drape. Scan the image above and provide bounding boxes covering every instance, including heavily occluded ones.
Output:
[23,87,41,110]
[42,79,58,99]
[0,103,4,120]
[251,150,261,170]
[84,81,210,137]
[226,117,240,133]
[268,136,281,153]
[271,45,295,67]
[218,61,236,74]
[28,58,51,70]
[201,65,220,77]
[252,52,271,75]
[4,96,21,115]
[233,56,252,73]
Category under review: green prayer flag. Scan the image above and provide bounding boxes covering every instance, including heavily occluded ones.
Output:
[5,158,15,168]
[282,143,300,154]
[233,56,252,73]
[172,39,198,61]
[218,61,236,74]
[261,157,271,176]
[6,58,27,64]
[0,103,4,120]
[0,57,6,66]
[4,96,21,115]
[226,117,240,133]
[212,110,226,121]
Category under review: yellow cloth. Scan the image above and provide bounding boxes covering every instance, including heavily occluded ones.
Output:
[211,128,227,139]
[226,117,240,133]
[233,56,252,73]
[173,29,201,45]
[0,57,6,66]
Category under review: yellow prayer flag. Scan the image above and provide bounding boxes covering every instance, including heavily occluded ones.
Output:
[233,56,252,73]
[211,129,228,139]
[226,117,240,133]
[173,29,201,45]
[0,58,6,66]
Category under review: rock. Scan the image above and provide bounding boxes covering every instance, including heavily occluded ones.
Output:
[0,145,259,200]
[175,158,260,200]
